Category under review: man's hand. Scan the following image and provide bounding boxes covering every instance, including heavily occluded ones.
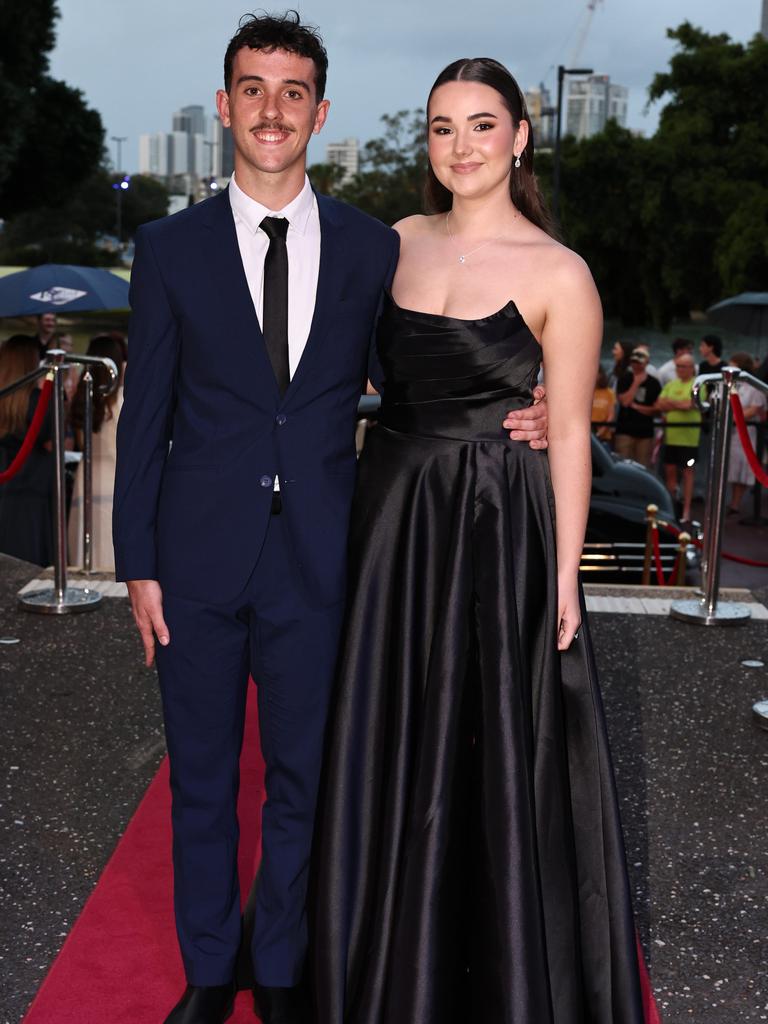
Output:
[127,579,170,668]
[503,385,548,449]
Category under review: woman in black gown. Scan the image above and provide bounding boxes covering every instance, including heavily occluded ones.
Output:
[311,58,646,1024]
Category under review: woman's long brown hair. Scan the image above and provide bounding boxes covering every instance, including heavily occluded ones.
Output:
[69,334,126,435]
[0,335,40,437]
[424,57,559,239]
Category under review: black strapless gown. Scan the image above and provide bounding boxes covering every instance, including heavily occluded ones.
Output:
[310,294,645,1024]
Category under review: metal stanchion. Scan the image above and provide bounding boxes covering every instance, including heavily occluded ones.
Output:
[674,532,691,586]
[699,401,719,594]
[82,369,94,574]
[671,368,751,625]
[19,351,102,614]
[641,503,657,586]
[753,700,768,730]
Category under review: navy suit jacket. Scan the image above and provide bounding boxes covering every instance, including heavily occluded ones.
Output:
[113,188,399,606]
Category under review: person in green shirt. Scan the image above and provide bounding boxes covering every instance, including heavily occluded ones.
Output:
[656,353,701,524]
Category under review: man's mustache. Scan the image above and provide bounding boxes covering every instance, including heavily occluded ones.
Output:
[250,123,295,134]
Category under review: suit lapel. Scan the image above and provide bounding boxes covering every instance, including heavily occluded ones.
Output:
[201,189,280,399]
[286,193,347,400]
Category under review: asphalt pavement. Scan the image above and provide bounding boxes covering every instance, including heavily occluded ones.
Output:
[1,553,767,1023]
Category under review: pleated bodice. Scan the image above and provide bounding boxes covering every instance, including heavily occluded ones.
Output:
[377,292,541,440]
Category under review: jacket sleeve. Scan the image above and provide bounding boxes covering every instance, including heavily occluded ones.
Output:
[113,225,180,581]
[367,229,400,393]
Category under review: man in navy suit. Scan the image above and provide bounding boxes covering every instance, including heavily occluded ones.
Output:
[114,13,547,1024]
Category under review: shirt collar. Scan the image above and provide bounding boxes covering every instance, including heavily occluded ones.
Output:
[229,173,315,237]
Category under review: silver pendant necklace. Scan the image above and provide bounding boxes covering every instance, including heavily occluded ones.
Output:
[445,209,520,264]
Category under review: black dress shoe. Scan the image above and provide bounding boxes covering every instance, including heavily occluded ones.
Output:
[163,983,235,1024]
[253,981,310,1024]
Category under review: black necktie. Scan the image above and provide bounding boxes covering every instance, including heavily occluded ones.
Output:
[260,216,290,394]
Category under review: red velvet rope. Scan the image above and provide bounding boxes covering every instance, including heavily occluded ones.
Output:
[651,524,682,586]
[729,391,768,489]
[659,518,768,569]
[0,377,53,484]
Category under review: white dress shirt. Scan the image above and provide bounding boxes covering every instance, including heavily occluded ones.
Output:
[228,172,321,379]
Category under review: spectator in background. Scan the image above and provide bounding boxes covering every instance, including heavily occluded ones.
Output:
[726,351,767,516]
[699,334,727,376]
[0,335,54,565]
[68,334,126,571]
[658,338,694,386]
[634,343,660,381]
[591,365,616,445]
[34,313,57,358]
[614,347,662,468]
[609,339,634,390]
[656,353,701,524]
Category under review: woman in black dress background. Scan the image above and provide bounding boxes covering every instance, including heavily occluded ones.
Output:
[0,334,54,566]
[311,58,647,1024]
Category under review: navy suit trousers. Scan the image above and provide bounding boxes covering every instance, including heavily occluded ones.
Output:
[156,513,344,987]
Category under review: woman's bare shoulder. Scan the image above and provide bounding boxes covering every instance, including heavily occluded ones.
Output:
[526,229,594,290]
[392,213,445,239]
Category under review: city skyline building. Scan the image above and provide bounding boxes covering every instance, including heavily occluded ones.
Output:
[523,84,555,148]
[565,74,628,141]
[325,137,359,183]
[211,114,235,179]
[139,106,234,188]
[172,104,206,136]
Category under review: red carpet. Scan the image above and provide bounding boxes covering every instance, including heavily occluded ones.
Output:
[23,686,265,1024]
[22,682,662,1023]
[638,934,663,1024]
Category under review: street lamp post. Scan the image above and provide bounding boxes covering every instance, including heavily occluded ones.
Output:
[552,66,593,225]
[203,139,220,194]
[110,135,128,247]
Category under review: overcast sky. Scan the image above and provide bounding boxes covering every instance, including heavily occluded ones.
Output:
[50,0,762,172]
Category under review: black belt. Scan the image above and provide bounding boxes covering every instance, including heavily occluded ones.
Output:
[271,492,282,515]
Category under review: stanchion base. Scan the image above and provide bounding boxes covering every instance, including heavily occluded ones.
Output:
[753,701,768,730]
[670,598,751,626]
[19,586,102,615]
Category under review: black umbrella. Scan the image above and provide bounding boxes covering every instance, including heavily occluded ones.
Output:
[707,292,768,342]
[0,264,129,317]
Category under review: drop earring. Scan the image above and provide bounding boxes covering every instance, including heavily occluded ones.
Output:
[514,154,521,168]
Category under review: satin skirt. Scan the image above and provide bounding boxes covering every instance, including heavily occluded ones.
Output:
[310,424,645,1024]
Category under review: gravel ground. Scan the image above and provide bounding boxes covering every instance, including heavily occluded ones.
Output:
[1,553,766,1023]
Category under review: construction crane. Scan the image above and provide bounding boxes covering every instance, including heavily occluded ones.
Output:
[569,0,604,141]
[570,0,604,67]
[552,0,604,222]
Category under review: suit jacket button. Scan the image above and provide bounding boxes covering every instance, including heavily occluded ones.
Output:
[276,413,287,426]
[260,475,273,488]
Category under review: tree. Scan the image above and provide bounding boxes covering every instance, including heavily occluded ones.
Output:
[549,22,768,328]
[551,124,659,326]
[0,1,105,219]
[645,23,768,311]
[306,162,347,195]
[109,174,170,238]
[0,0,58,189]
[651,22,768,305]
[331,110,427,225]
[0,172,170,266]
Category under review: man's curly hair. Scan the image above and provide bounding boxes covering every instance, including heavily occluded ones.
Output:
[224,10,328,99]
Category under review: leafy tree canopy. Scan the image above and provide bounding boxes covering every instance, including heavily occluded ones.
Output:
[0,1,104,218]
